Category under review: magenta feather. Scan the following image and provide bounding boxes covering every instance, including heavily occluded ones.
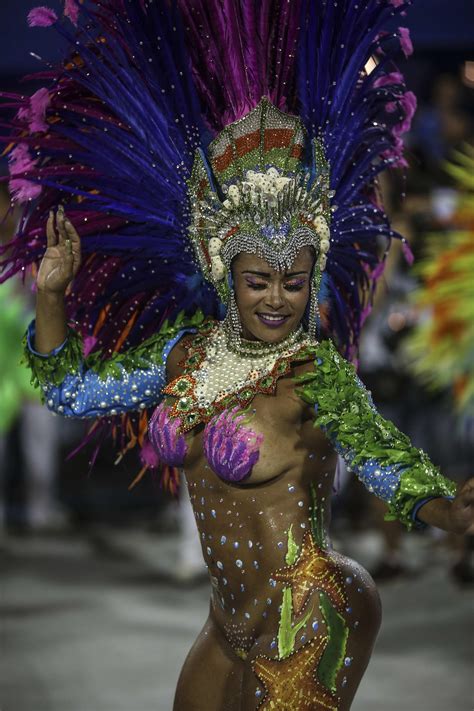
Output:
[8,144,42,203]
[27,7,58,27]
[399,27,413,57]
[28,88,51,133]
[64,0,80,25]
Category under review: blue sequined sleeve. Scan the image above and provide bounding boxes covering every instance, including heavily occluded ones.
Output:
[295,340,456,529]
[24,320,197,419]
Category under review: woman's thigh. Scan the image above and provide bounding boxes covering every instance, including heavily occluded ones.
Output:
[173,612,246,711]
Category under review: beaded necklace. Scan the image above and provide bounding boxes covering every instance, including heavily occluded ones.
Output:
[163,320,318,432]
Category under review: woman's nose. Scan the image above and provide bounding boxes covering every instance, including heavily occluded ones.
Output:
[265,283,285,309]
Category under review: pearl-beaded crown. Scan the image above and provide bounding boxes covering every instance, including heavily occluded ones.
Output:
[187,98,334,306]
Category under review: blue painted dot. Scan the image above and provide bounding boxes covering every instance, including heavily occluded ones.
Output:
[255,689,262,698]
[312,621,319,631]
[236,559,243,568]
[346,576,353,584]
[270,640,276,649]
[220,535,226,544]
[233,541,239,549]
[217,561,224,570]
[211,509,216,518]
[269,579,276,587]
[344,657,352,667]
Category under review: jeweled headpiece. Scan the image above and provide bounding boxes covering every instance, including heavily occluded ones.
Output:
[187,98,334,338]
[2,0,417,479]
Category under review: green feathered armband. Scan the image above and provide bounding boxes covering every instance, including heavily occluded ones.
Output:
[295,340,456,529]
[22,309,207,405]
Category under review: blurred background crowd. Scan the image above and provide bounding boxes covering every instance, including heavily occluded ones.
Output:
[1,2,473,710]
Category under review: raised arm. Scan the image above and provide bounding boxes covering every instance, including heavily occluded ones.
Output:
[295,339,460,531]
[35,205,81,353]
[25,208,204,418]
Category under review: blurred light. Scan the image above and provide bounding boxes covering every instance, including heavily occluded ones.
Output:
[388,312,406,332]
[463,61,474,88]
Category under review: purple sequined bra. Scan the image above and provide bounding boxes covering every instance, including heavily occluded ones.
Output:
[148,401,263,483]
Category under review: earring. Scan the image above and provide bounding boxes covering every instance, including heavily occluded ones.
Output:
[223,289,243,349]
[307,268,321,341]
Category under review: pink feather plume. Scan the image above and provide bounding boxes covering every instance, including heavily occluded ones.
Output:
[64,0,80,26]
[29,88,51,133]
[8,144,42,203]
[27,6,58,27]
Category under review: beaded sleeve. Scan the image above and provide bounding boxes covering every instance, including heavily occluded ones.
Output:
[294,339,456,530]
[22,311,205,419]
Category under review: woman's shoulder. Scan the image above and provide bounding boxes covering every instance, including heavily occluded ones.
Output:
[165,317,216,380]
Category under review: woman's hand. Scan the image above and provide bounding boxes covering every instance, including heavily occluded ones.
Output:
[37,206,81,294]
[447,479,474,536]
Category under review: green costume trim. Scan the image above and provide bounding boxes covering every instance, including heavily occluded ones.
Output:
[310,483,327,550]
[295,339,456,529]
[277,588,313,659]
[285,524,299,565]
[22,326,84,396]
[277,526,313,659]
[317,592,349,693]
[22,309,206,401]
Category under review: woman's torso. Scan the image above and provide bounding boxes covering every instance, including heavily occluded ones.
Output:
[161,333,381,708]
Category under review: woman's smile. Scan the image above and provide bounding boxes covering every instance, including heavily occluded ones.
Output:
[232,247,315,343]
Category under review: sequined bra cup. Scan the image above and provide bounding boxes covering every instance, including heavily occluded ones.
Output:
[148,401,264,483]
[148,321,314,482]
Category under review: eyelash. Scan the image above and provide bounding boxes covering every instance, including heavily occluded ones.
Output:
[246,282,305,292]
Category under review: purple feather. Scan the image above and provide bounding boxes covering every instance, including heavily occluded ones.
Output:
[64,0,80,26]
[28,88,51,133]
[27,6,58,27]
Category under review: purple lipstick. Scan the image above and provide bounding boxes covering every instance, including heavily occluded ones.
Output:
[257,313,290,328]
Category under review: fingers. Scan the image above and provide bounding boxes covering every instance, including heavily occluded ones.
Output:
[46,210,58,248]
[56,205,69,247]
[63,214,81,245]
[63,215,82,271]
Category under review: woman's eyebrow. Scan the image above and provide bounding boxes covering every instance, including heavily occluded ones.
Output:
[242,270,309,277]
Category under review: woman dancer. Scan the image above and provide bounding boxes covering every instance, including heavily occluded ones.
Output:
[2,1,473,709]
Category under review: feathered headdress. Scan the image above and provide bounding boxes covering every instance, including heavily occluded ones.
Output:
[1,0,416,465]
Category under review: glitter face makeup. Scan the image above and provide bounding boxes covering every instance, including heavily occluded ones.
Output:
[232,249,314,344]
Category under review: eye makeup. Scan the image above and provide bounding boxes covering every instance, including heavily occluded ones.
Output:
[285,278,307,289]
[245,277,307,290]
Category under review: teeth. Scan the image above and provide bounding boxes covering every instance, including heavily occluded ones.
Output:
[259,314,287,321]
